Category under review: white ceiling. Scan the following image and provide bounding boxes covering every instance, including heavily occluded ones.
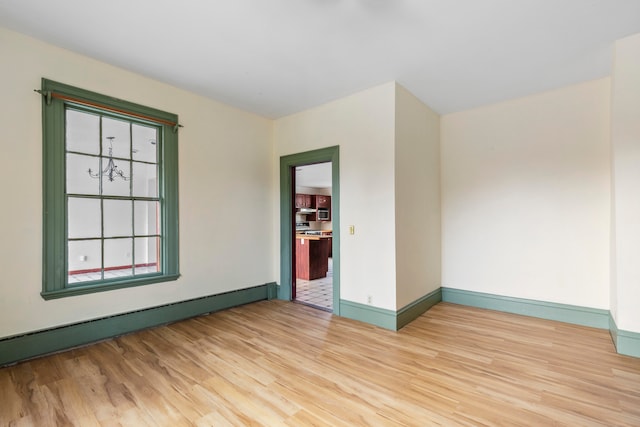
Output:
[296,163,332,189]
[1,0,640,119]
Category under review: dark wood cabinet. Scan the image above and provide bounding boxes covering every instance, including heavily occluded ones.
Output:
[295,194,315,209]
[316,195,331,221]
[296,193,331,221]
[316,195,331,208]
[296,237,330,280]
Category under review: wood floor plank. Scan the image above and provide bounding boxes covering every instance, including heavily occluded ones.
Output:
[1,301,640,426]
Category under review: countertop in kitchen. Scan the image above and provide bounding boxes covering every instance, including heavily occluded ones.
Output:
[295,234,332,240]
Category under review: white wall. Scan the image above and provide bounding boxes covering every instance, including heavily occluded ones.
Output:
[1,23,628,338]
[274,83,397,310]
[611,33,640,332]
[0,27,274,338]
[441,79,611,309]
[394,84,441,308]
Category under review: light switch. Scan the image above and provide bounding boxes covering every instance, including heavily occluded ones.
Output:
[349,225,355,235]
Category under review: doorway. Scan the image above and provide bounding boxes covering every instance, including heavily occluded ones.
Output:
[293,163,333,311]
[279,146,340,315]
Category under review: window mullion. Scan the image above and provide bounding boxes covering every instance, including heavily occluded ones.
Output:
[129,122,135,276]
[99,115,105,281]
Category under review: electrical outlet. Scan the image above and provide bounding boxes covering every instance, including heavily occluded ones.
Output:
[367,295,372,304]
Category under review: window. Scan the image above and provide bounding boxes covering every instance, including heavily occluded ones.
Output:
[41,79,179,299]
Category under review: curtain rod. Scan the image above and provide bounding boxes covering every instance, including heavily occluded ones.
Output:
[34,89,183,133]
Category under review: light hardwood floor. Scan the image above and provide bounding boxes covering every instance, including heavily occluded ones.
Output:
[1,301,639,426]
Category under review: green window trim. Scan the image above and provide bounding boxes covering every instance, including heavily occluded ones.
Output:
[41,79,180,300]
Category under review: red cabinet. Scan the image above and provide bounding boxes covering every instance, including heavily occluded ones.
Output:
[316,195,330,208]
[295,194,315,209]
[316,195,331,221]
[296,194,331,221]
[296,237,330,280]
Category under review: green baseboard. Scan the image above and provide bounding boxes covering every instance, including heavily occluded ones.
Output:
[0,282,276,367]
[340,288,442,331]
[7,282,637,362]
[340,300,397,330]
[609,314,640,358]
[442,287,640,359]
[397,288,442,330]
[267,282,278,300]
[442,287,610,329]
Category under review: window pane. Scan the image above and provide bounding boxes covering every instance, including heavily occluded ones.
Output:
[134,200,159,236]
[68,240,101,284]
[133,162,158,198]
[135,237,159,275]
[67,153,100,195]
[66,109,99,155]
[102,117,131,159]
[103,199,132,237]
[101,159,130,196]
[104,238,133,278]
[132,124,158,163]
[68,197,101,239]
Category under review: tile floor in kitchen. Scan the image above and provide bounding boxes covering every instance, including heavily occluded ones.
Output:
[295,257,333,311]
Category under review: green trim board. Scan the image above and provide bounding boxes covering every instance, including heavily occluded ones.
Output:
[41,274,181,300]
[279,146,340,315]
[0,283,275,367]
[340,300,397,330]
[441,287,610,329]
[267,282,278,300]
[609,314,640,358]
[397,288,442,330]
[442,287,640,359]
[340,288,442,331]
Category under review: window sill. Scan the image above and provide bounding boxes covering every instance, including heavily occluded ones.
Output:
[41,273,181,300]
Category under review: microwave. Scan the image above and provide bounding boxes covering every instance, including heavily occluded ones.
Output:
[317,208,330,221]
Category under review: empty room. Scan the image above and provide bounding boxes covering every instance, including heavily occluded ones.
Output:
[1,0,640,425]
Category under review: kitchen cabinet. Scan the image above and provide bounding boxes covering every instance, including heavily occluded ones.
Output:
[295,194,331,221]
[316,195,331,221]
[316,195,331,208]
[296,236,330,280]
[295,194,315,209]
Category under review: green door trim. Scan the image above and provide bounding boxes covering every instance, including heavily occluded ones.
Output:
[279,146,340,315]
